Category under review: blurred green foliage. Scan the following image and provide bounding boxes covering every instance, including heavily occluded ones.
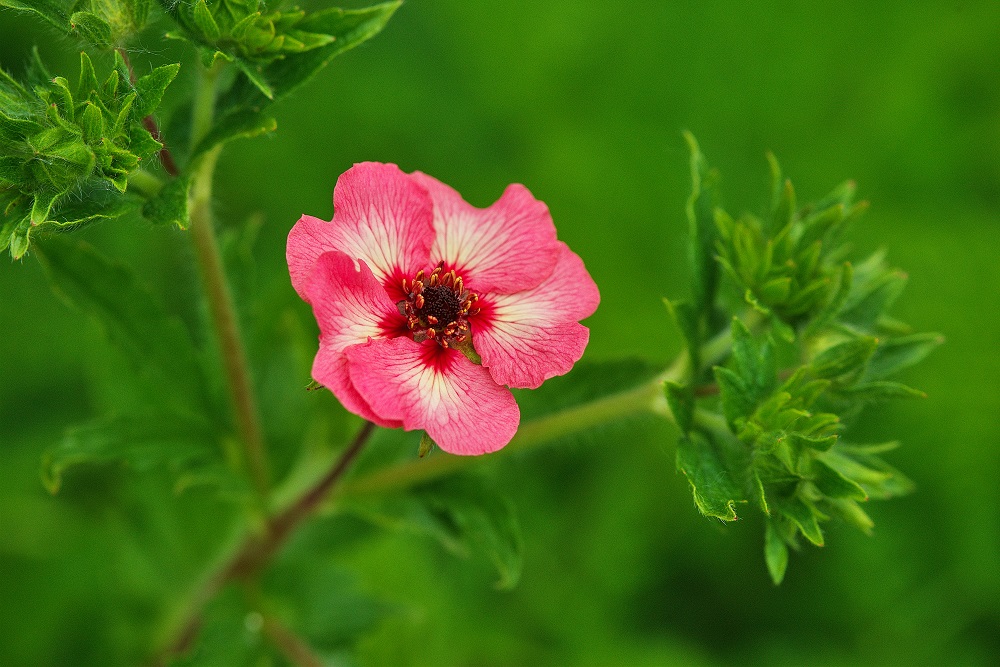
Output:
[1,1,998,665]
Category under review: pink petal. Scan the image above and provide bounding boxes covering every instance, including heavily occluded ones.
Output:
[307,250,405,428]
[473,243,600,389]
[411,172,561,294]
[345,337,520,455]
[288,162,434,302]
[312,347,401,428]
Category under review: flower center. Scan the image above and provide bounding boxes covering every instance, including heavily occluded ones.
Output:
[399,263,480,348]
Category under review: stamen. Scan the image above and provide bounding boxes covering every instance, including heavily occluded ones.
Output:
[399,263,482,350]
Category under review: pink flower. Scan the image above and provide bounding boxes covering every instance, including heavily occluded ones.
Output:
[287,162,599,455]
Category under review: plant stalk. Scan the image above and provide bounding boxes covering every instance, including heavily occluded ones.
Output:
[187,62,270,496]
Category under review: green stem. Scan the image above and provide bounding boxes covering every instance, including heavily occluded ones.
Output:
[339,320,743,498]
[341,360,685,497]
[151,421,377,664]
[187,62,270,497]
[126,169,164,198]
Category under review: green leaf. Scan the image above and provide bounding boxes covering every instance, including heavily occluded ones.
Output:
[419,477,523,589]
[34,236,206,407]
[810,336,878,379]
[840,381,927,401]
[682,132,721,315]
[812,459,868,501]
[764,520,789,584]
[262,557,386,652]
[192,0,222,41]
[0,0,71,32]
[771,493,824,546]
[818,447,915,500]
[676,430,744,521]
[219,2,401,111]
[0,110,42,140]
[132,63,181,119]
[356,476,524,589]
[865,332,944,380]
[232,59,275,99]
[41,410,217,493]
[79,102,104,143]
[7,216,31,259]
[840,253,907,330]
[190,109,277,161]
[141,173,191,228]
[70,11,113,47]
[664,381,694,434]
[714,365,753,425]
[789,432,838,452]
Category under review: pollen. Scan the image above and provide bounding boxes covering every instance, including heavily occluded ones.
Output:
[399,262,479,347]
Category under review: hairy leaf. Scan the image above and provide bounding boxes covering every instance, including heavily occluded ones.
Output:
[676,430,744,521]
[41,410,217,493]
[35,236,206,407]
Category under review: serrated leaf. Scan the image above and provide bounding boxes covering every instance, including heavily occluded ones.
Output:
[141,173,191,228]
[192,0,222,41]
[30,189,62,225]
[133,63,181,118]
[0,0,71,32]
[128,125,162,159]
[7,216,31,259]
[419,478,523,589]
[79,102,103,143]
[190,109,277,160]
[840,381,927,401]
[676,430,744,521]
[41,410,216,493]
[771,493,824,546]
[70,11,113,47]
[359,477,524,589]
[724,317,775,415]
[77,50,100,94]
[714,365,753,425]
[712,366,757,426]
[764,519,789,584]
[810,336,878,379]
[789,432,838,452]
[664,381,694,433]
[840,253,907,330]
[812,459,868,501]
[0,110,42,140]
[826,498,874,535]
[216,2,401,110]
[753,470,770,514]
[818,447,915,500]
[233,58,275,99]
[682,132,721,315]
[34,236,206,407]
[865,332,944,380]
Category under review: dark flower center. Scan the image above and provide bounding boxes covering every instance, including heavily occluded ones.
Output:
[419,285,461,325]
[399,263,480,348]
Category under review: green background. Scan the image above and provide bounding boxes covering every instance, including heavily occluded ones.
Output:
[2,1,999,664]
